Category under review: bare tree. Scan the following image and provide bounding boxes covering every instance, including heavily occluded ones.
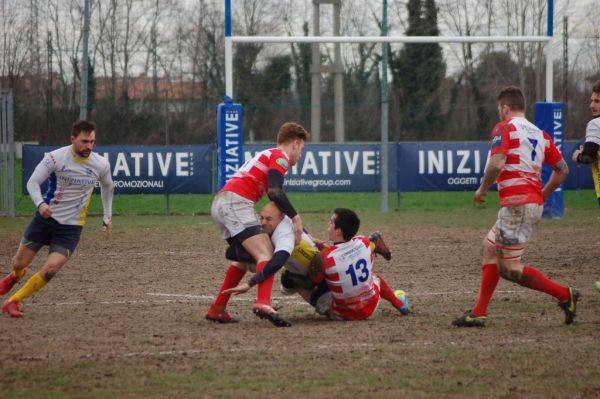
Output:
[1,1,32,89]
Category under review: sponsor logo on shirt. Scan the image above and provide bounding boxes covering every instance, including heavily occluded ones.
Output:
[276,158,289,169]
[491,135,502,148]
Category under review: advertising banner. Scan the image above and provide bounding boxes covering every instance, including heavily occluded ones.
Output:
[397,142,489,192]
[535,102,564,218]
[244,143,397,192]
[22,145,213,194]
[216,96,243,190]
[21,141,592,196]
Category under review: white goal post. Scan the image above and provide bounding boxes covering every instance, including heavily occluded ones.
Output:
[222,0,556,212]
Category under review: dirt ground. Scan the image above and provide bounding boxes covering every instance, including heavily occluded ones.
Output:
[0,212,599,398]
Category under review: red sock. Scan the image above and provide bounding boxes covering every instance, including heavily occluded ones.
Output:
[472,263,500,317]
[255,261,275,306]
[376,274,404,309]
[519,265,569,301]
[212,264,246,308]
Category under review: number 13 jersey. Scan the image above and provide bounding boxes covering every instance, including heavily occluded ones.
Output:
[319,236,380,320]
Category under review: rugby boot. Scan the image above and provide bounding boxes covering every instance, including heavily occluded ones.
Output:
[558,287,580,325]
[452,310,487,327]
[205,305,238,324]
[0,274,17,296]
[394,289,410,315]
[252,303,291,327]
[368,231,392,261]
[2,300,24,318]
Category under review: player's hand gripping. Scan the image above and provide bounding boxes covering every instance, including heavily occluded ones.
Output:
[572,145,583,162]
[292,214,303,245]
[223,282,251,296]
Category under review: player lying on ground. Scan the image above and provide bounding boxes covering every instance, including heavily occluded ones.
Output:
[223,205,409,321]
[1,120,114,318]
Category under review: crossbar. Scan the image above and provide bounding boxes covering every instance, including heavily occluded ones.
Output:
[229,35,551,44]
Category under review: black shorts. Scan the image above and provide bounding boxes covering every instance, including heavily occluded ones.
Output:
[22,213,83,255]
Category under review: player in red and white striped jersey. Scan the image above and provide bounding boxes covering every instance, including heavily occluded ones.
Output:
[207,122,310,326]
[310,208,408,321]
[453,86,578,328]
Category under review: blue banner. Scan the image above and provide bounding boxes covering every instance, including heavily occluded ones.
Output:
[22,141,593,196]
[535,102,564,218]
[22,145,213,194]
[216,97,243,190]
[244,143,397,192]
[397,142,489,192]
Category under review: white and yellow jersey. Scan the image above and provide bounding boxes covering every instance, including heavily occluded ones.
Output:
[27,145,114,226]
[285,232,319,276]
[585,118,600,198]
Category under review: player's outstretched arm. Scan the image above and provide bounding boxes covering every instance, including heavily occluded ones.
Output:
[100,166,114,241]
[223,250,291,296]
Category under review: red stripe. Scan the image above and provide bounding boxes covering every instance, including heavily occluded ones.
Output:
[495,244,524,251]
[327,272,340,281]
[323,257,336,267]
[508,138,520,149]
[330,285,343,294]
[498,170,538,181]
[506,154,520,164]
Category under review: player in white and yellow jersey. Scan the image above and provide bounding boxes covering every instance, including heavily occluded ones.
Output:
[572,80,600,206]
[0,120,114,318]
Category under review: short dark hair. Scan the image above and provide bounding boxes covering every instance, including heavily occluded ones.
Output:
[277,122,310,145]
[333,208,360,241]
[593,80,600,95]
[497,86,525,112]
[71,120,96,137]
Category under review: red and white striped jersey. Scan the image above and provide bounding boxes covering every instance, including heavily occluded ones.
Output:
[318,236,380,320]
[490,117,562,207]
[221,147,290,202]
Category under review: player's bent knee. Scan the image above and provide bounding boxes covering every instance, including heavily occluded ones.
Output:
[498,264,521,282]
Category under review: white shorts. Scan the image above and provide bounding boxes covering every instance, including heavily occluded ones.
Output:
[211,191,260,239]
[315,276,381,321]
[485,203,542,259]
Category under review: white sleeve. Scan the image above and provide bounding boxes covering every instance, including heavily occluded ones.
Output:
[271,217,295,255]
[99,161,114,223]
[26,154,55,208]
[585,119,600,146]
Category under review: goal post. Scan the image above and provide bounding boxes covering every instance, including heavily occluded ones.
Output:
[222,0,558,214]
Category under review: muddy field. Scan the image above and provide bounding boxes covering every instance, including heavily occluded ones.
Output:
[1,210,599,398]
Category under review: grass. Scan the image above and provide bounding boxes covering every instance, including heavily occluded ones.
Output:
[11,157,599,216]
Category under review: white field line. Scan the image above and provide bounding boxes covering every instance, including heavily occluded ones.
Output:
[29,289,524,307]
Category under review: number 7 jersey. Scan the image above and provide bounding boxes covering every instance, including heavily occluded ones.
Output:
[490,116,563,207]
[318,236,380,320]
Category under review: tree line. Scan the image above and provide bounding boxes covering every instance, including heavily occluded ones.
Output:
[1,0,598,145]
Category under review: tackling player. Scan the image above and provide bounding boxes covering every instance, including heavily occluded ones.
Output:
[0,120,114,318]
[207,122,309,327]
[452,86,576,327]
